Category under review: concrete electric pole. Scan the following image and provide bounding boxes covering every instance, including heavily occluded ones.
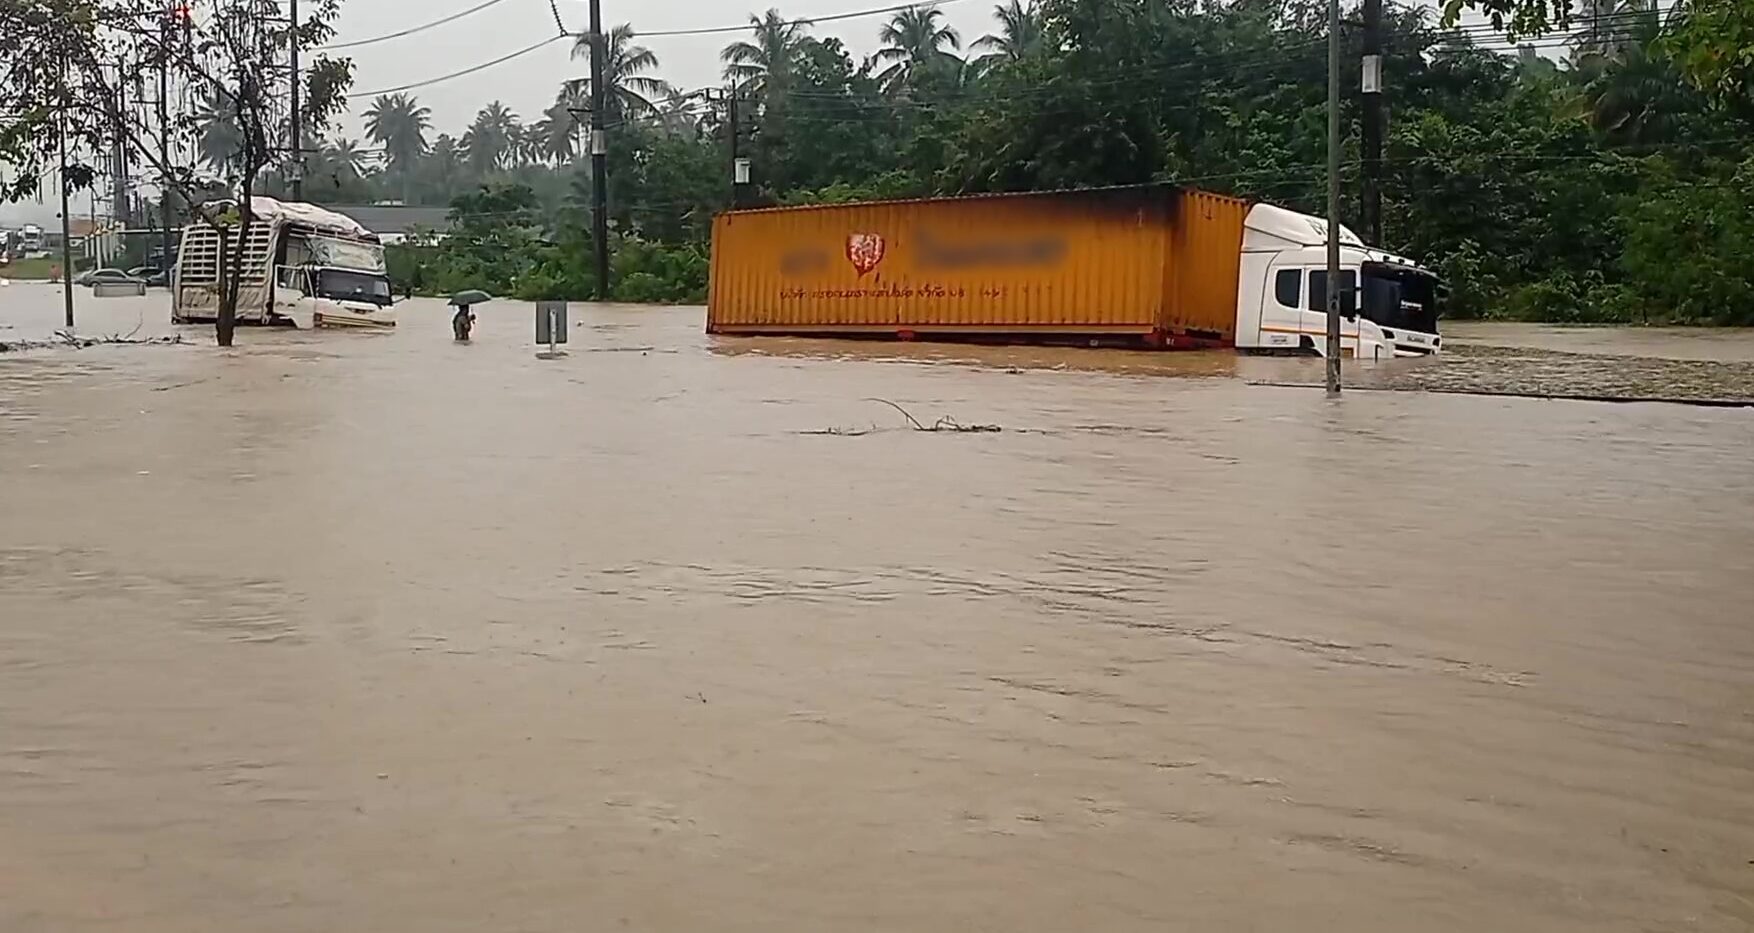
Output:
[1324,0,1342,396]
[288,0,303,201]
[708,87,750,208]
[158,10,174,269]
[587,0,609,300]
[59,110,76,329]
[1361,0,1384,246]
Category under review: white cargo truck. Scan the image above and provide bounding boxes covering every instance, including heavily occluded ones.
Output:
[172,198,396,329]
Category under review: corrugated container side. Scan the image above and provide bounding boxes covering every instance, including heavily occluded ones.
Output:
[708,188,1178,339]
[1162,189,1250,341]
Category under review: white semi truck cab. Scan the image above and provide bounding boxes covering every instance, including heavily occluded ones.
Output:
[1234,203,1442,359]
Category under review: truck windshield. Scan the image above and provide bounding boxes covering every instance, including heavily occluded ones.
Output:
[316,269,392,306]
[1361,264,1440,334]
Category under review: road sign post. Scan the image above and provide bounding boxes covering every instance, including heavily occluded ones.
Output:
[536,301,568,358]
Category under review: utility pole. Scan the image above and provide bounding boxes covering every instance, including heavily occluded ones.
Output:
[288,0,303,201]
[1324,0,1341,395]
[58,104,75,329]
[1361,0,1384,247]
[158,10,174,269]
[727,88,741,206]
[113,58,130,234]
[709,86,751,208]
[587,0,609,300]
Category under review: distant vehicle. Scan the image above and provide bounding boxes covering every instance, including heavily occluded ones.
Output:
[126,265,169,287]
[707,185,1442,359]
[75,268,143,287]
[20,223,44,254]
[172,198,396,329]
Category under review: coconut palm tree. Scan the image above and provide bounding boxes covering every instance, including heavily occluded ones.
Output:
[973,0,1041,69]
[301,137,372,200]
[363,93,431,200]
[420,134,465,202]
[1577,5,1697,145]
[1570,0,1651,61]
[517,123,548,168]
[535,87,585,165]
[874,6,963,95]
[462,101,519,176]
[324,137,368,182]
[568,23,671,124]
[652,94,702,136]
[191,89,241,172]
[363,93,431,170]
[720,8,812,97]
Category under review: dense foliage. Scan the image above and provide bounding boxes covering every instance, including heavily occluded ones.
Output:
[239,1,1754,320]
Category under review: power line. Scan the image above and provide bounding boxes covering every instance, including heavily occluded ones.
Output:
[334,0,974,103]
[319,0,518,51]
[635,0,971,39]
[345,35,567,98]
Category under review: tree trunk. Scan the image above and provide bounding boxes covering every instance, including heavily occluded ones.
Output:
[214,219,234,347]
[216,220,237,347]
[216,181,253,348]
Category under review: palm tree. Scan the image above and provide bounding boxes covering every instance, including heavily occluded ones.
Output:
[653,94,702,136]
[324,137,368,182]
[535,87,584,165]
[301,137,372,200]
[462,101,519,175]
[973,0,1041,69]
[875,6,963,95]
[720,9,812,97]
[1578,5,1695,145]
[1570,0,1651,61]
[363,93,432,200]
[515,123,547,168]
[191,89,241,172]
[569,23,671,124]
[420,134,465,202]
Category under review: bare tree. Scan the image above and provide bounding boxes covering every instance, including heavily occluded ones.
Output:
[1,0,352,346]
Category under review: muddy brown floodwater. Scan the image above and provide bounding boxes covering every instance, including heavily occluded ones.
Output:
[2,284,1754,931]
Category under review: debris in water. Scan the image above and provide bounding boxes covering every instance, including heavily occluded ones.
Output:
[0,330,185,352]
[802,398,1003,436]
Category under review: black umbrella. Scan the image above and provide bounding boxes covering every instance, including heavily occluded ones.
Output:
[448,289,492,307]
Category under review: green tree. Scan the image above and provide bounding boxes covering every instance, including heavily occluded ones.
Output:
[720,8,812,97]
[769,37,903,195]
[534,88,585,165]
[414,133,466,204]
[191,88,242,171]
[363,92,431,201]
[973,0,1044,71]
[568,23,670,123]
[1617,157,1754,323]
[874,5,964,95]
[462,101,519,177]
[1445,0,1754,108]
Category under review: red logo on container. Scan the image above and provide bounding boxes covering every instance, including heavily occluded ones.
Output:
[846,233,886,277]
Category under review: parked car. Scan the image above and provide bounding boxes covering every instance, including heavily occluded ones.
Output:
[126,265,169,287]
[75,268,144,287]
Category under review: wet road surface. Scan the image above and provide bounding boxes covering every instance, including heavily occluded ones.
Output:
[3,284,1754,931]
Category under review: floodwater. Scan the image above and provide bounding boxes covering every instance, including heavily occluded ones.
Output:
[2,282,1753,931]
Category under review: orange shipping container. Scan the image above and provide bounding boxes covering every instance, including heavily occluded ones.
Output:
[707,185,1251,347]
